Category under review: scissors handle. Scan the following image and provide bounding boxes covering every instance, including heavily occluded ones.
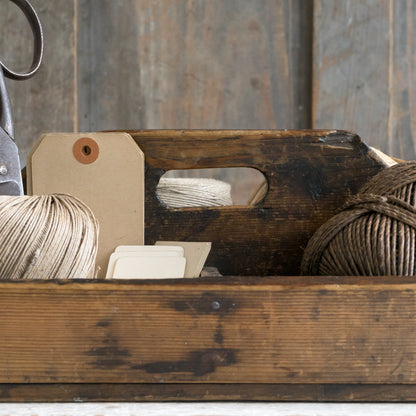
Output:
[1,0,43,81]
[0,0,42,195]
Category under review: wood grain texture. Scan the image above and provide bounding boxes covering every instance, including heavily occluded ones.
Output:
[313,0,416,160]
[77,0,312,131]
[1,276,416,390]
[0,0,76,165]
[128,129,385,276]
[4,383,416,402]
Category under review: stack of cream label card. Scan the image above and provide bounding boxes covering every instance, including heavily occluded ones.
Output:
[106,242,212,279]
[106,245,186,279]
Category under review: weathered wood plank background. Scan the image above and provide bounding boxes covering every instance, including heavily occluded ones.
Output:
[313,0,416,160]
[0,0,312,166]
[1,0,415,161]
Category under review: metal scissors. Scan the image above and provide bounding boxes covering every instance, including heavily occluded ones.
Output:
[0,0,43,195]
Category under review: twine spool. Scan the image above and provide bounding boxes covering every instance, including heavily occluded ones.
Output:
[301,162,416,276]
[0,194,98,279]
[157,177,233,208]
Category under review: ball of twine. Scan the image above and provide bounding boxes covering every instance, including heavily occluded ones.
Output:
[157,177,233,208]
[301,162,416,276]
[0,193,99,279]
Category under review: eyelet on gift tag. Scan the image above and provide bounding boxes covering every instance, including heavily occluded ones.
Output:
[73,137,99,164]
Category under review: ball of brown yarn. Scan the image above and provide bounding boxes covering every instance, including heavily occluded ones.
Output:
[0,193,99,279]
[301,161,416,276]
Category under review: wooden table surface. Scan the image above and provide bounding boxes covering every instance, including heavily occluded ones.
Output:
[1,403,416,416]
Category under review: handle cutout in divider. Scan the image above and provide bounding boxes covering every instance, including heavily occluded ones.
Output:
[157,167,267,207]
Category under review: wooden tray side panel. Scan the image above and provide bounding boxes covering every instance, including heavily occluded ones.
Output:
[3,383,416,403]
[1,279,416,385]
[128,130,385,276]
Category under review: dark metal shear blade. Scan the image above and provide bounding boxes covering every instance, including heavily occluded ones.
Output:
[0,126,23,195]
[0,67,23,196]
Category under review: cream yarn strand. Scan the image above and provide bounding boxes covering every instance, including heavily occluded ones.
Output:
[0,194,99,279]
[157,178,233,208]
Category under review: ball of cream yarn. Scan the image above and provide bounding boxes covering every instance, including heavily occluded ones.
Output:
[157,177,233,208]
[0,193,98,279]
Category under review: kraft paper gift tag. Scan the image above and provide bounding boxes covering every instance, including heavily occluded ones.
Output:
[156,241,211,278]
[27,132,144,278]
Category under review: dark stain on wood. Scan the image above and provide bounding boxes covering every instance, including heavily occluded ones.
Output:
[375,290,390,303]
[102,337,117,345]
[96,319,111,327]
[0,387,10,399]
[172,292,236,315]
[390,356,404,377]
[85,346,131,369]
[214,323,224,345]
[133,348,237,377]
[311,307,320,320]
[280,158,328,202]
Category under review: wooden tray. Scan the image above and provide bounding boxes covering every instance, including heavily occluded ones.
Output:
[3,130,412,403]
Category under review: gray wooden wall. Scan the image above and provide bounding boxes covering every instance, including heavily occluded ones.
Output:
[1,0,415,165]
